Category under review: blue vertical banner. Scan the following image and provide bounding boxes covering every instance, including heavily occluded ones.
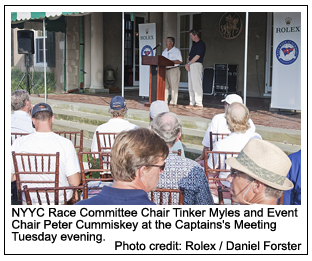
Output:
[271,12,301,110]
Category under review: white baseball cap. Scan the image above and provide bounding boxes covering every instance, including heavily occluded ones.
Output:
[149,100,169,119]
[221,94,243,104]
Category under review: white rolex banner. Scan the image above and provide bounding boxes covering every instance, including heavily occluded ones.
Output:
[271,12,301,110]
[139,23,156,97]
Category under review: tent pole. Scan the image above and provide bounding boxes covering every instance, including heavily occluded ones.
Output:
[43,18,47,103]
[122,12,125,98]
[243,12,249,106]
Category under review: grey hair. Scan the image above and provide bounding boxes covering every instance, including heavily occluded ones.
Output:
[225,102,250,133]
[167,37,175,45]
[264,185,283,199]
[11,90,29,111]
[151,112,182,148]
[109,108,127,118]
[245,174,283,199]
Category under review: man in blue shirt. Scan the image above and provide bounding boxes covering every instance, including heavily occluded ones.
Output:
[185,29,206,110]
[283,150,301,205]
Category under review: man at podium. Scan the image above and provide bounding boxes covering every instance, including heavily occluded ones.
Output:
[162,37,183,107]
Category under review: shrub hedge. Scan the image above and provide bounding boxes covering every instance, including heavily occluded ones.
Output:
[11,68,56,94]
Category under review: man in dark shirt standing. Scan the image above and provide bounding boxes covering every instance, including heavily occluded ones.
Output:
[185,29,206,110]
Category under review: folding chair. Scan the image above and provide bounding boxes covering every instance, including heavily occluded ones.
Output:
[95,132,118,152]
[11,132,29,145]
[209,131,229,150]
[54,130,84,152]
[78,151,113,198]
[12,151,60,205]
[150,188,184,205]
[204,149,239,204]
[11,131,84,152]
[217,185,230,205]
[23,183,88,205]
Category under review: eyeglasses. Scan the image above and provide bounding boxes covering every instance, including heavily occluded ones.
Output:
[230,169,245,177]
[146,164,166,171]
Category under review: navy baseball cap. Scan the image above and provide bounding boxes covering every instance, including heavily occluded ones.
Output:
[110,96,126,110]
[31,103,53,117]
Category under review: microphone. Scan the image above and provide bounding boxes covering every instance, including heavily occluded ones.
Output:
[153,43,161,50]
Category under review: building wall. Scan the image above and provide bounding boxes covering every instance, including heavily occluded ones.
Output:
[201,12,267,97]
[98,12,267,96]
[163,12,178,42]
[11,12,268,97]
[12,28,28,71]
[246,12,267,97]
[103,13,122,89]
[66,17,80,91]
[11,28,65,93]
[54,32,65,93]
[149,12,163,54]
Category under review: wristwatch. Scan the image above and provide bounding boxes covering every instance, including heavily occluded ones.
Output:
[188,62,191,65]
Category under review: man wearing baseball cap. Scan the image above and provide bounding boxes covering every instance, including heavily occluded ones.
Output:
[226,138,294,205]
[90,96,139,153]
[11,103,81,204]
[196,94,256,165]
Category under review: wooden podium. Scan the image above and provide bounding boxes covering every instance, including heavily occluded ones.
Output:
[142,55,174,106]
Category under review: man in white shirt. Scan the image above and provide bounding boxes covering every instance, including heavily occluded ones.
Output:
[11,103,81,204]
[196,94,256,166]
[207,102,262,187]
[90,96,139,152]
[162,37,183,107]
[11,90,35,202]
[11,90,35,134]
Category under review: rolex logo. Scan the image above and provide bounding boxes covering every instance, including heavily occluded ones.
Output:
[285,17,292,26]
[145,28,149,34]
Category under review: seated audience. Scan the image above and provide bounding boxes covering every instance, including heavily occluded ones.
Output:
[91,95,139,152]
[226,138,294,205]
[151,112,214,205]
[76,128,169,205]
[283,150,301,205]
[207,102,262,187]
[149,100,185,157]
[196,94,255,164]
[11,103,81,204]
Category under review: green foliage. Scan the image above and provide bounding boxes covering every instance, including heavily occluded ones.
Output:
[11,68,56,94]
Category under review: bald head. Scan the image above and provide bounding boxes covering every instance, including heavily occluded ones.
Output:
[225,102,250,133]
[151,112,182,148]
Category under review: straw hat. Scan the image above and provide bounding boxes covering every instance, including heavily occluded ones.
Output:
[225,138,293,191]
